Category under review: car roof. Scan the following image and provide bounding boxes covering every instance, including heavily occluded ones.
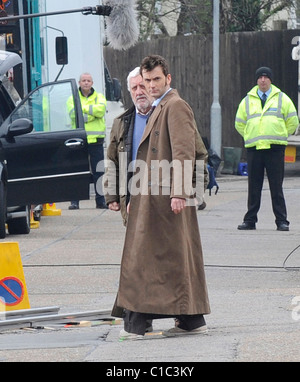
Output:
[0,50,22,78]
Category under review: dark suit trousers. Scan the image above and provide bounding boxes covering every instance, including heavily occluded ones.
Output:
[123,309,206,335]
[244,145,288,226]
[71,141,105,206]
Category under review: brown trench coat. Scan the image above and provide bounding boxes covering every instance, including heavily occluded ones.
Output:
[113,89,211,316]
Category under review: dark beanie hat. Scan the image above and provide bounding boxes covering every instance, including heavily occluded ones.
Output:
[255,67,273,82]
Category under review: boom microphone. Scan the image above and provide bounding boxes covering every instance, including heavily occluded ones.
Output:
[102,0,139,50]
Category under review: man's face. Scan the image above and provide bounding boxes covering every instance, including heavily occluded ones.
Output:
[257,75,271,93]
[130,74,153,114]
[79,74,93,92]
[142,66,171,99]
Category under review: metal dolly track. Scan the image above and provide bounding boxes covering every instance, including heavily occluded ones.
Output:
[4,306,61,320]
[0,308,112,332]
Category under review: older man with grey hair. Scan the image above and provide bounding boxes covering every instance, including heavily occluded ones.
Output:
[104,67,153,223]
[104,67,154,333]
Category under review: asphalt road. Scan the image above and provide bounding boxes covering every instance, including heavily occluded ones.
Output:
[0,162,300,364]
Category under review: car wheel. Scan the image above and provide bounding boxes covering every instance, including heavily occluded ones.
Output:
[7,205,31,235]
[0,181,7,239]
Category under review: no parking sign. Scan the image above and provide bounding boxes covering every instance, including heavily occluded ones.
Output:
[0,277,25,306]
[0,242,30,311]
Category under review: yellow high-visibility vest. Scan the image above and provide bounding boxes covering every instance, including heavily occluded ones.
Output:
[235,85,299,149]
[67,88,107,144]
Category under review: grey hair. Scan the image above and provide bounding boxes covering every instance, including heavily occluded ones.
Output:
[127,67,141,91]
[79,72,93,81]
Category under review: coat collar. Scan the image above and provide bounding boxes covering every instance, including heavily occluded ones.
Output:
[139,89,178,146]
[248,84,280,98]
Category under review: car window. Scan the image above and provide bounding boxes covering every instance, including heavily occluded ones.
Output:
[9,81,77,133]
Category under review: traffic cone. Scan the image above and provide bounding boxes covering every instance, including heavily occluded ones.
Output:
[41,203,61,216]
[30,209,40,229]
[0,242,31,311]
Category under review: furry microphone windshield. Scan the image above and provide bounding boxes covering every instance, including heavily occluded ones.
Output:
[103,0,139,50]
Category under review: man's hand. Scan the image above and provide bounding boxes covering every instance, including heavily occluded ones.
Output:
[171,197,186,214]
[108,201,120,211]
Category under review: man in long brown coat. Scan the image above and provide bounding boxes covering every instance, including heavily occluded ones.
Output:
[112,55,210,340]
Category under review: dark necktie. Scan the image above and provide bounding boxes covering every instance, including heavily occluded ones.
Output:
[261,93,267,107]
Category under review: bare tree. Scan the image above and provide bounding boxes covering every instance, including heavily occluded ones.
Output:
[176,0,213,35]
[137,0,181,39]
[220,0,295,32]
[135,0,296,41]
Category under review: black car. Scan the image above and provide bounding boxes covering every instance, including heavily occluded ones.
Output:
[0,51,90,238]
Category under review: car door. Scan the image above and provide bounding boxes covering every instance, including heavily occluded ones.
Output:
[0,79,91,207]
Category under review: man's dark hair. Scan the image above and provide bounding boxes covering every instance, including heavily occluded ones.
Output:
[140,55,169,77]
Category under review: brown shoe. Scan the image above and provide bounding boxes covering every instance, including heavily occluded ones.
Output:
[162,325,208,337]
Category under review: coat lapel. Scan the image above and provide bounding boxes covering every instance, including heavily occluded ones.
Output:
[139,103,160,145]
[139,89,176,146]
